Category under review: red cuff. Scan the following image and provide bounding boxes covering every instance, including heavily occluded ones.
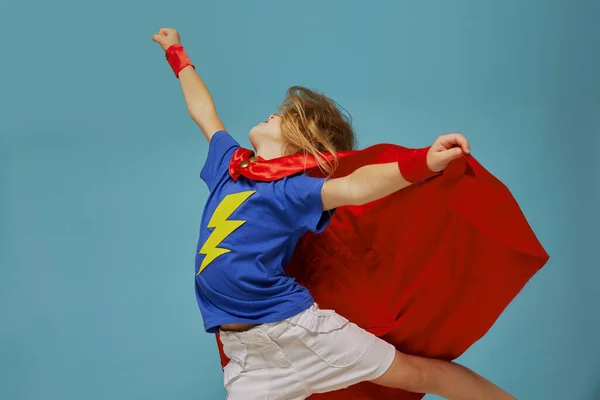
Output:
[165,44,194,78]
[397,147,438,183]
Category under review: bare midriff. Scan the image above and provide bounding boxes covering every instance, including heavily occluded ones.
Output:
[220,323,260,332]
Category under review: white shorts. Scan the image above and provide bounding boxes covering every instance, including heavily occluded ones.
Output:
[219,304,396,400]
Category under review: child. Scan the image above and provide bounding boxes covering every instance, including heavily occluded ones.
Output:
[152,28,517,400]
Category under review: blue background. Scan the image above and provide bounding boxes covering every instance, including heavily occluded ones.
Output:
[1,0,598,399]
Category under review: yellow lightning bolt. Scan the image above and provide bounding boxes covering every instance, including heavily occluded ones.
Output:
[197,190,256,275]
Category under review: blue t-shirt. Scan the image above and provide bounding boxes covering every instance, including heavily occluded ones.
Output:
[195,131,331,333]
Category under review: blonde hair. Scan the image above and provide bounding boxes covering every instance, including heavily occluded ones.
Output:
[278,86,357,176]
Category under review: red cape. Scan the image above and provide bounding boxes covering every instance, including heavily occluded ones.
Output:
[216,144,549,400]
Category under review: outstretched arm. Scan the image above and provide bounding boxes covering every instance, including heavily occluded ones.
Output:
[153,28,225,142]
[322,133,470,211]
[322,162,412,210]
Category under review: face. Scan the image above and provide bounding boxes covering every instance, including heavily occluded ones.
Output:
[249,114,283,149]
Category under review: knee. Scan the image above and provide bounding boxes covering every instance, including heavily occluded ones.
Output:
[373,352,442,393]
[403,356,448,393]
[398,356,434,393]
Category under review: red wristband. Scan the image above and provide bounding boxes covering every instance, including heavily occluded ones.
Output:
[165,44,194,78]
[397,147,439,183]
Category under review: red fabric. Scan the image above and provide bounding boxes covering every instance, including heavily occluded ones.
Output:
[396,146,438,183]
[165,44,194,78]
[216,143,549,399]
[229,147,355,182]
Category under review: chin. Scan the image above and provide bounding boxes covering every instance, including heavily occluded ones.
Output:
[248,122,284,155]
[248,124,263,149]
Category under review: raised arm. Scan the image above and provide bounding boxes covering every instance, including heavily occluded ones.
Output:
[321,133,471,211]
[152,28,225,142]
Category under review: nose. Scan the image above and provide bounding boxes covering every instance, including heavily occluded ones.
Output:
[265,114,280,123]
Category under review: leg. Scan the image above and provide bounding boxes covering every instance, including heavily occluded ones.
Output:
[220,328,309,400]
[371,351,516,400]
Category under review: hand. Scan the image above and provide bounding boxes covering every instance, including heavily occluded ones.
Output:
[427,133,471,172]
[152,28,181,52]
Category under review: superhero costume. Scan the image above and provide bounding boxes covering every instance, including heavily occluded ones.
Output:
[195,131,332,333]
[160,43,548,399]
[213,140,549,400]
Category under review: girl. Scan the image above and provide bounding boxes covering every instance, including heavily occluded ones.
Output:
[152,28,517,400]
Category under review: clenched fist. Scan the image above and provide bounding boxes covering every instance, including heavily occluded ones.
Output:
[427,133,471,172]
[152,28,181,51]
